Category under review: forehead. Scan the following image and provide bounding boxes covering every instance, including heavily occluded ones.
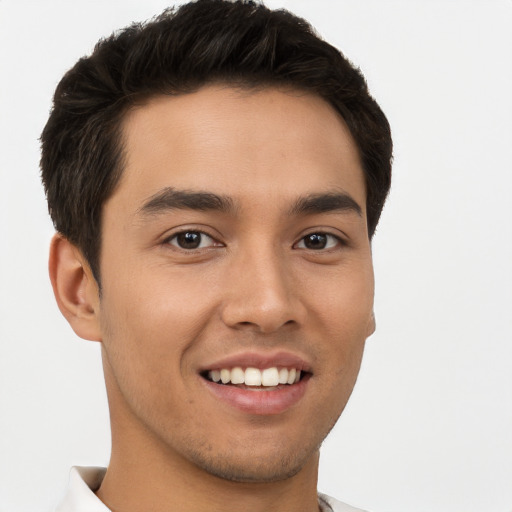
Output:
[113,85,366,214]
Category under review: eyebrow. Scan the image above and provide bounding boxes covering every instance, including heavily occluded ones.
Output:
[138,187,362,219]
[288,192,362,217]
[138,188,235,216]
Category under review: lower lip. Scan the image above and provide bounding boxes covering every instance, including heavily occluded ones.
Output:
[201,375,309,415]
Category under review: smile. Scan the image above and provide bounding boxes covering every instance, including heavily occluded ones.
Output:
[199,352,312,414]
[205,367,302,387]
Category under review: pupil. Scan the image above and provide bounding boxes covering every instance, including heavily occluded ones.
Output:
[305,233,327,249]
[177,232,201,249]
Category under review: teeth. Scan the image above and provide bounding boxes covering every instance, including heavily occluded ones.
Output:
[231,367,244,384]
[207,367,303,387]
[261,367,279,386]
[245,367,262,386]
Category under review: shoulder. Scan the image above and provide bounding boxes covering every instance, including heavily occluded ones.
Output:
[318,492,370,512]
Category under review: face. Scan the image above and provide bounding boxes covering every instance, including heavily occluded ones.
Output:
[97,85,375,482]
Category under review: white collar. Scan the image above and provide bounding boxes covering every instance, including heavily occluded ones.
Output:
[55,466,110,512]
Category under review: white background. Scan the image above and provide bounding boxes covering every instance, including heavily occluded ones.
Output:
[1,1,511,511]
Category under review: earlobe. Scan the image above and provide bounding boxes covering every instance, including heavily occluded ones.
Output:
[366,311,376,337]
[49,234,102,342]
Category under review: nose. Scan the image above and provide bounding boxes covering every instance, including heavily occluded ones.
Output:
[220,247,306,334]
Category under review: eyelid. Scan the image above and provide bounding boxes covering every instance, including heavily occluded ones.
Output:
[162,227,224,250]
[293,230,346,250]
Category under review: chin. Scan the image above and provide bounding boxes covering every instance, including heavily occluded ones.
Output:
[183,440,319,484]
[195,454,309,483]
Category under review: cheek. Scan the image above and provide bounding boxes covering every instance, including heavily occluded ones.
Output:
[101,261,218,339]
[309,261,374,333]
[307,261,373,383]
[97,268,217,392]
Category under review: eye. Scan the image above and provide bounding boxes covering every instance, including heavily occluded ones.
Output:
[295,232,341,250]
[167,231,218,250]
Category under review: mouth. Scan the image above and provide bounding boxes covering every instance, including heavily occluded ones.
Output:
[199,357,311,415]
[201,366,308,390]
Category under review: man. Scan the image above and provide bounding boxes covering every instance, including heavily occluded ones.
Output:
[41,0,392,510]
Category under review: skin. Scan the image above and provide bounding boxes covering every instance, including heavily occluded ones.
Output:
[50,85,375,512]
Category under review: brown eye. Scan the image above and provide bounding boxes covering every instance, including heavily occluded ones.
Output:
[168,231,216,250]
[296,233,340,250]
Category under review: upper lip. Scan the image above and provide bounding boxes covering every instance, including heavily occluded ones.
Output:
[199,351,312,373]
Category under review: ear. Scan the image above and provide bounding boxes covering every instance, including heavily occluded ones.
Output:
[366,311,376,338]
[49,233,102,342]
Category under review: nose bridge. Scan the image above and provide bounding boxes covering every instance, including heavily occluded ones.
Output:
[221,239,301,333]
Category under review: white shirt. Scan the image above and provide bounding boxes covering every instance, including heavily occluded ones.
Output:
[56,466,368,512]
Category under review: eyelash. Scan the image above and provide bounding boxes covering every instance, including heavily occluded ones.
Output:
[294,232,344,251]
[164,229,345,252]
[165,230,221,250]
